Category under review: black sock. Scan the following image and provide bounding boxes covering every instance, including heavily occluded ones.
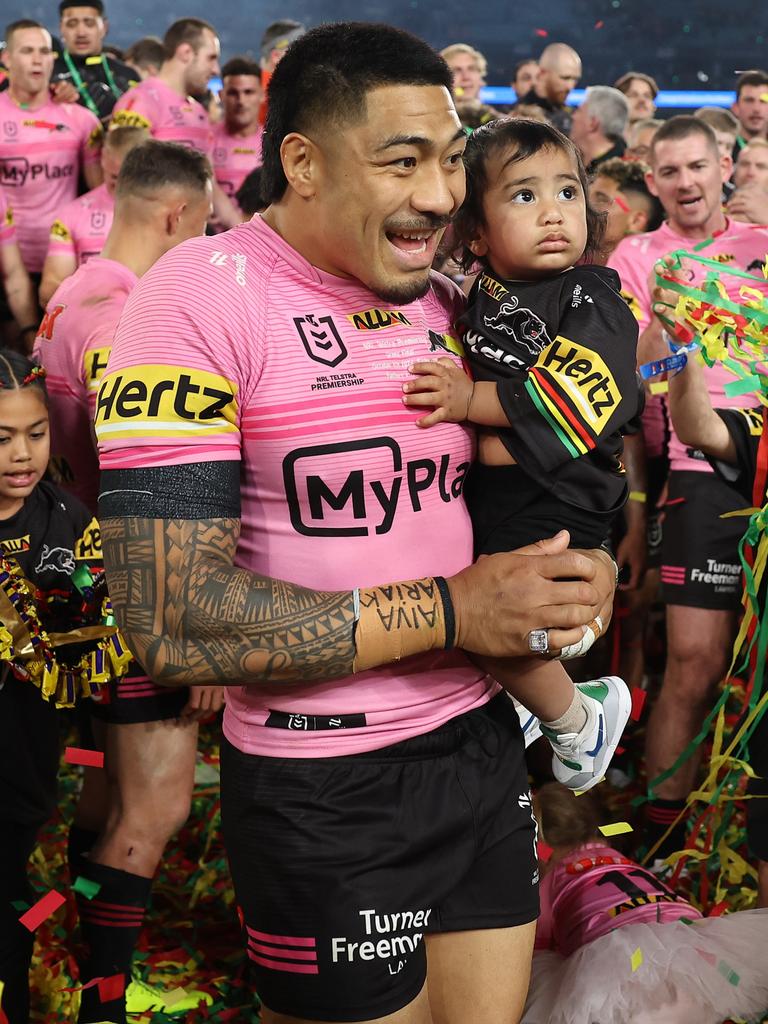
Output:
[645,798,688,859]
[67,825,100,885]
[75,861,152,1024]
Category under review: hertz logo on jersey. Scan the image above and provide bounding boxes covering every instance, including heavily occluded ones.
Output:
[111,110,152,132]
[526,336,619,459]
[347,309,412,331]
[94,364,238,441]
[83,346,112,392]
[50,219,72,242]
[75,518,102,559]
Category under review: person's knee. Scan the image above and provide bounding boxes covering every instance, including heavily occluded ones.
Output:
[663,634,729,696]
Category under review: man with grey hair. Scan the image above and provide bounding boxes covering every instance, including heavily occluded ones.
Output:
[516,42,581,134]
[571,85,628,173]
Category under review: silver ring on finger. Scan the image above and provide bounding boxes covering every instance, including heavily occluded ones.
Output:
[528,628,549,654]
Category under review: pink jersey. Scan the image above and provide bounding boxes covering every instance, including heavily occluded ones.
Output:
[0,188,16,248]
[111,77,212,157]
[0,92,101,272]
[47,182,114,266]
[96,215,497,757]
[609,219,768,472]
[34,256,137,513]
[211,122,263,199]
[536,842,700,957]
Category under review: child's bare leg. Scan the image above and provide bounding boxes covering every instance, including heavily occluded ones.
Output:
[476,654,588,733]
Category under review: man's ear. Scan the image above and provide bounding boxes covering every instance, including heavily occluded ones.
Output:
[280,132,320,199]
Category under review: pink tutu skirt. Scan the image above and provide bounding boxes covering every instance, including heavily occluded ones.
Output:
[523,909,768,1024]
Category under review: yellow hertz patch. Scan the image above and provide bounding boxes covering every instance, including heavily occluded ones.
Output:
[75,518,102,559]
[478,274,508,302]
[739,406,764,436]
[347,308,412,331]
[1,534,30,554]
[431,331,465,358]
[50,219,73,243]
[621,289,644,324]
[94,364,239,440]
[534,335,618,432]
[111,110,152,132]
[83,346,112,392]
[3,204,13,228]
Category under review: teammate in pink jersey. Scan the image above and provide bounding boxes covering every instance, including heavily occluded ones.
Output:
[0,189,39,349]
[111,17,240,230]
[0,20,102,275]
[212,57,263,209]
[39,124,147,305]
[36,140,220,1024]
[95,24,617,1024]
[522,784,768,1024]
[609,116,768,862]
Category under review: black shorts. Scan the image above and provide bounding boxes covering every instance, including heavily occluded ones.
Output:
[465,462,617,555]
[221,694,538,1022]
[659,470,745,611]
[88,668,189,725]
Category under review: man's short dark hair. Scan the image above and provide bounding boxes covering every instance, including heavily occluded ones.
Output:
[260,19,305,61]
[736,69,768,100]
[59,0,104,16]
[116,139,212,200]
[650,115,719,161]
[262,22,454,203]
[4,19,47,48]
[595,157,664,231]
[125,35,164,71]
[236,166,266,216]
[222,57,262,80]
[162,18,215,62]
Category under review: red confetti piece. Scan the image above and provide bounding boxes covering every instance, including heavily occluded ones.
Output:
[537,840,553,862]
[630,687,647,721]
[709,900,730,917]
[535,28,549,37]
[18,889,66,931]
[64,746,104,768]
[98,973,125,1002]
[615,745,626,755]
[594,19,604,28]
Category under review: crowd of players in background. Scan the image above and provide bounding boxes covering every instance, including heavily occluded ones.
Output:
[2,6,768,1021]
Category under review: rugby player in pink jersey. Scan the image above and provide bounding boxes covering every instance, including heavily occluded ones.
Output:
[0,20,102,276]
[39,124,148,305]
[96,24,617,1024]
[111,17,240,230]
[35,140,221,1024]
[0,189,39,349]
[212,57,263,211]
[609,115,768,862]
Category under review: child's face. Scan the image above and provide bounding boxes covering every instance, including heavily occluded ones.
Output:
[471,144,588,280]
[0,389,50,519]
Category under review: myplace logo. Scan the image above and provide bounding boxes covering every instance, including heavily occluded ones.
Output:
[0,156,29,187]
[282,437,469,537]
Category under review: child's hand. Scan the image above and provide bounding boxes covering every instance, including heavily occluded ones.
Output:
[403,358,474,428]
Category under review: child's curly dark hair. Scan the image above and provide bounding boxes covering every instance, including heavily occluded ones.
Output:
[453,117,606,273]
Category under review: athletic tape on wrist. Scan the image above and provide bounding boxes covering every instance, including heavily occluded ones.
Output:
[352,576,453,673]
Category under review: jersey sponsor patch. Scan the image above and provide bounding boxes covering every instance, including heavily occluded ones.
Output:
[111,109,152,131]
[75,517,102,559]
[478,273,508,302]
[736,406,764,436]
[50,219,73,243]
[0,534,30,554]
[428,330,465,358]
[525,335,619,458]
[346,308,412,331]
[94,364,239,441]
[83,346,112,392]
[620,289,643,323]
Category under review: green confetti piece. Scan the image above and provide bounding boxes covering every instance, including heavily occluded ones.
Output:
[72,875,101,900]
[718,960,740,986]
[71,564,95,594]
[10,900,29,912]
[724,375,762,397]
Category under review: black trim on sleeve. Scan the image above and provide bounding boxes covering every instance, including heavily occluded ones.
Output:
[99,462,242,519]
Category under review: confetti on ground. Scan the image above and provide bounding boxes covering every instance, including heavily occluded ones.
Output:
[718,960,740,986]
[631,687,647,721]
[163,987,188,1007]
[630,947,643,972]
[72,876,101,900]
[599,821,634,837]
[19,890,66,932]
[97,974,125,1003]
[64,747,104,769]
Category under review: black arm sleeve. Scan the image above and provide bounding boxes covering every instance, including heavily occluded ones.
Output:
[99,461,242,520]
[709,407,765,503]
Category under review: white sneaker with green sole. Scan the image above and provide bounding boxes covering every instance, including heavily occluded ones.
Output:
[540,676,631,792]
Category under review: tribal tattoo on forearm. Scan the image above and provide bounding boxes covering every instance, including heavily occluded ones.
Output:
[101,517,358,686]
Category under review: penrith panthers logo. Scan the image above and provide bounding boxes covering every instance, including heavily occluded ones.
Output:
[483,297,552,356]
